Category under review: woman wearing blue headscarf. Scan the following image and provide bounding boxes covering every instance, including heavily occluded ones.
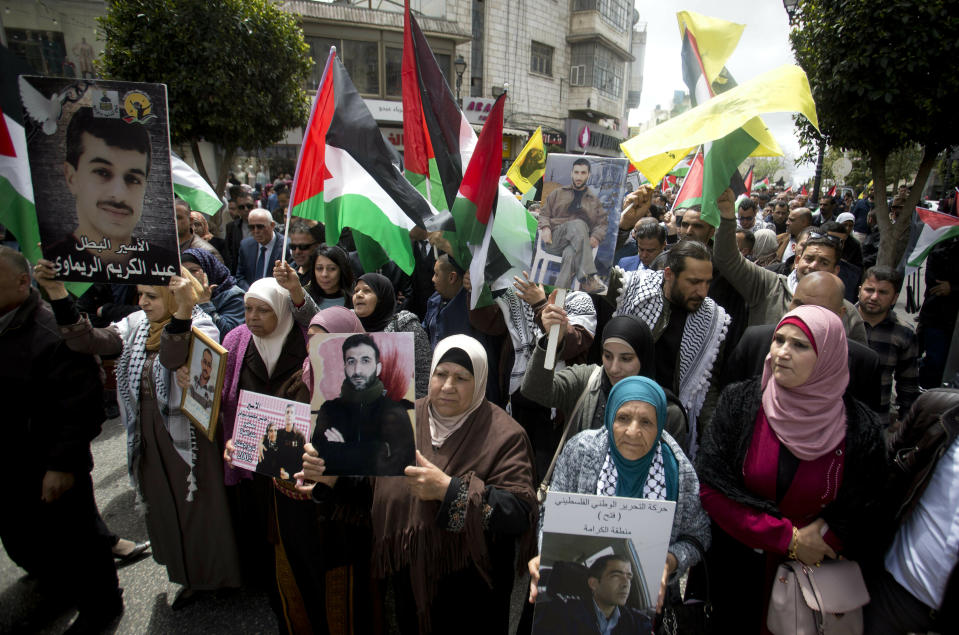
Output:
[181,248,246,339]
[529,376,710,613]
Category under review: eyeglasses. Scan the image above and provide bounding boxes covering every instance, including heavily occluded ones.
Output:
[249,223,270,230]
[237,203,254,210]
[290,243,316,251]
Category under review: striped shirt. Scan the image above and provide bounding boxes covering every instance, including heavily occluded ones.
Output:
[861,309,920,424]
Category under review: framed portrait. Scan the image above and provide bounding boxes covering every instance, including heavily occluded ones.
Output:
[231,391,311,484]
[19,76,180,284]
[180,327,227,441]
[307,332,416,476]
[532,492,676,634]
[528,153,629,293]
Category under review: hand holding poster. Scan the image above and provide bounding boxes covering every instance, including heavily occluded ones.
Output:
[308,332,416,476]
[232,390,311,483]
[532,491,676,634]
[20,77,179,284]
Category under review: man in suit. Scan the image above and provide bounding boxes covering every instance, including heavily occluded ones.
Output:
[235,209,289,290]
[532,555,653,634]
[722,270,883,413]
[224,190,256,272]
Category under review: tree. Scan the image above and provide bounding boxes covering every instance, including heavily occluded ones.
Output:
[98,0,312,212]
[741,155,790,182]
[790,0,959,266]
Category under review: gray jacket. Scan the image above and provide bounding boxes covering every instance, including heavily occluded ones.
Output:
[547,428,711,578]
[713,216,867,343]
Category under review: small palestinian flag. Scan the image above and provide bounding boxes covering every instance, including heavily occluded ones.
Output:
[743,165,754,195]
[172,154,222,216]
[673,148,705,210]
[288,47,437,275]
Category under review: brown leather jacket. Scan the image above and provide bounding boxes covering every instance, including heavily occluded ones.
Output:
[539,185,607,242]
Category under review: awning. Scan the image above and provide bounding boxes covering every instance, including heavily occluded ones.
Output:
[471,124,530,137]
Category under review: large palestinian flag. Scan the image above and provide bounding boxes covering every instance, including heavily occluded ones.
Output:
[288,48,437,275]
[906,207,959,273]
[403,0,475,214]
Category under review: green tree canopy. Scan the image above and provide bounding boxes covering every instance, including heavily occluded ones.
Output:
[790,0,959,265]
[98,0,312,204]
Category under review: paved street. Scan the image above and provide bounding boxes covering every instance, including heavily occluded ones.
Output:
[0,415,277,635]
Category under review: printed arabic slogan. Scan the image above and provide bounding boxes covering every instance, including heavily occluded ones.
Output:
[20,77,180,284]
[232,390,312,484]
[532,492,676,634]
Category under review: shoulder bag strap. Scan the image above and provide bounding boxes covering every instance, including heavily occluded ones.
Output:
[537,366,603,503]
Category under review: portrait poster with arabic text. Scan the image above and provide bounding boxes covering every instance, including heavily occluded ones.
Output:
[20,76,179,284]
[532,492,676,633]
[232,390,311,484]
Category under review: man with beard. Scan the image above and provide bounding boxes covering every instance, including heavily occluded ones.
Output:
[274,404,306,481]
[615,240,730,449]
[857,266,919,425]
[537,158,608,292]
[188,347,216,411]
[312,334,414,475]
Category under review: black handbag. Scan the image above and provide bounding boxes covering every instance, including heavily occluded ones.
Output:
[656,534,712,635]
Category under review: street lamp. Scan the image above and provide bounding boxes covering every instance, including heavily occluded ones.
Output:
[782,0,801,24]
[454,55,467,106]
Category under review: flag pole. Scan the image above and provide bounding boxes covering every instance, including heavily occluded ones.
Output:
[543,288,568,371]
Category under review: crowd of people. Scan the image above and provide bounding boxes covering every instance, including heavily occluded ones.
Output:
[2,173,958,635]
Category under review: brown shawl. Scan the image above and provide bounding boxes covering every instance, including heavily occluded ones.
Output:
[371,397,537,628]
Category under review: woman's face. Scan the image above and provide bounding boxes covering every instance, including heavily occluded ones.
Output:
[770,324,818,388]
[182,262,205,281]
[352,280,378,318]
[602,340,641,385]
[267,425,277,441]
[137,285,168,321]
[429,361,476,417]
[307,325,327,337]
[612,400,658,461]
[314,255,341,294]
[245,297,279,336]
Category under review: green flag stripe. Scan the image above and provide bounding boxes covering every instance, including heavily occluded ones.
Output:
[701,128,760,226]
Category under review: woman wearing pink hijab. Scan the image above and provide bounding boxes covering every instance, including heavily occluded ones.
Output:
[695,305,886,634]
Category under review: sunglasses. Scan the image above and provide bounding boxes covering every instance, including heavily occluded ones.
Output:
[249,223,270,230]
[290,243,316,251]
[237,203,254,210]
[805,231,843,246]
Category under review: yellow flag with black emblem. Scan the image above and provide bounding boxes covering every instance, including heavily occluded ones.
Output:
[505,127,546,194]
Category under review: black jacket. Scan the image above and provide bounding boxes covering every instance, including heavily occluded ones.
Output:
[722,323,884,413]
[696,378,888,563]
[0,289,104,476]
[532,595,653,635]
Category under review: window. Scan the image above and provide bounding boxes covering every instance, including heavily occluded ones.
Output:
[571,0,630,32]
[530,41,553,77]
[306,36,338,91]
[6,29,69,77]
[385,46,403,96]
[342,39,379,95]
[570,43,624,98]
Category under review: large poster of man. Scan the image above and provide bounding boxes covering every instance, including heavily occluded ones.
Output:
[308,332,416,476]
[532,492,676,634]
[529,154,628,293]
[19,76,179,284]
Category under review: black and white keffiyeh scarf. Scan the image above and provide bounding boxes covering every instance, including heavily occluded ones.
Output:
[615,268,729,437]
[597,442,668,500]
[116,308,202,503]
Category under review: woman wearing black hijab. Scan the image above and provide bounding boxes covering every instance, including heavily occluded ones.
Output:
[352,272,430,398]
[522,312,689,452]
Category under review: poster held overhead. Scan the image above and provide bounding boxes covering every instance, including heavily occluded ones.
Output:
[20,77,179,284]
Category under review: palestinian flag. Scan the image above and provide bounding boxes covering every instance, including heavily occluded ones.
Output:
[0,45,90,296]
[743,165,754,195]
[288,48,437,275]
[668,156,693,178]
[827,185,836,197]
[403,0,475,214]
[906,207,959,273]
[171,154,222,216]
[801,185,809,196]
[673,149,705,210]
[754,176,770,190]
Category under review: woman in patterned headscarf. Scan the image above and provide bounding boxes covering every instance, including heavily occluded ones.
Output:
[528,376,710,616]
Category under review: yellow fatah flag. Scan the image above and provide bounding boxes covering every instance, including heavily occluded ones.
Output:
[859,180,873,199]
[621,64,819,186]
[505,127,546,194]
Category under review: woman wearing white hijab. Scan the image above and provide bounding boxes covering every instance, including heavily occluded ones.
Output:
[368,334,537,634]
[220,277,310,630]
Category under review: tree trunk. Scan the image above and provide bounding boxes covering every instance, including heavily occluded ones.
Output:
[875,144,941,267]
[190,139,212,187]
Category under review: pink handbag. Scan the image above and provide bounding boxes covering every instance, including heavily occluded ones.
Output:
[767,559,870,635]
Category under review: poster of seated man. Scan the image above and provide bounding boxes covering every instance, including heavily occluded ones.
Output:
[532,493,676,635]
[232,392,311,483]
[530,154,628,293]
[19,76,179,284]
[309,332,416,476]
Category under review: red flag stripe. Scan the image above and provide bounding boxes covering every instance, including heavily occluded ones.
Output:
[459,93,506,225]
[917,207,959,230]
[402,0,430,175]
[290,49,337,207]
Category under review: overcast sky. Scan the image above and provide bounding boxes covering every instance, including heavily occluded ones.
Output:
[628,0,815,181]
